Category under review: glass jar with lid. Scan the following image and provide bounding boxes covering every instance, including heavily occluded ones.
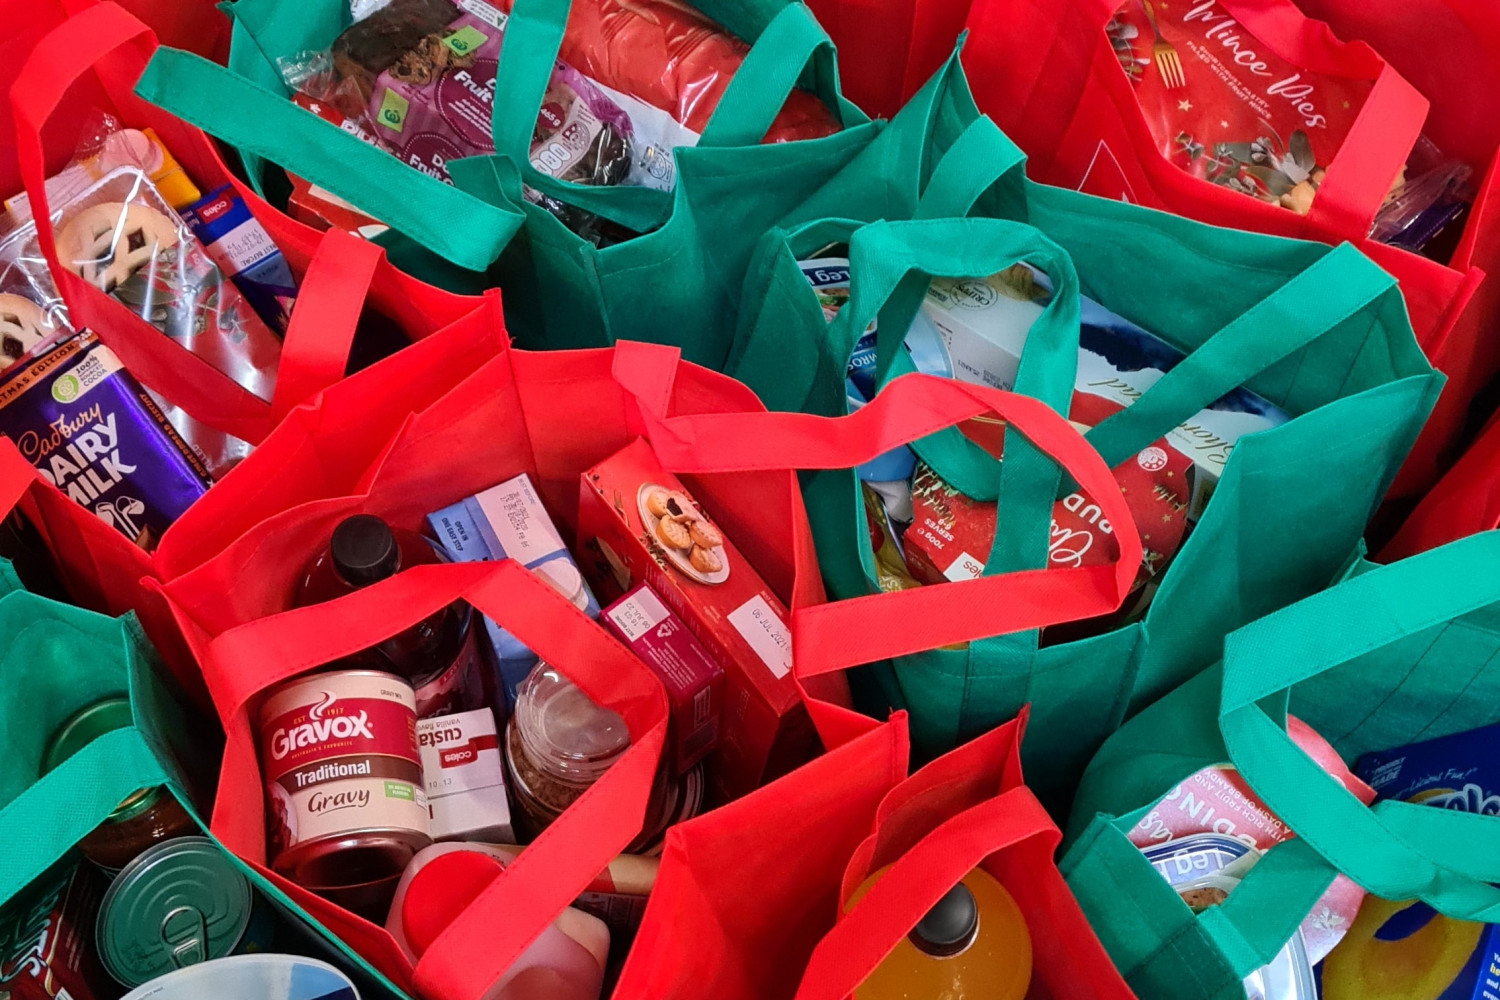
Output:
[505,666,631,841]
[43,698,198,873]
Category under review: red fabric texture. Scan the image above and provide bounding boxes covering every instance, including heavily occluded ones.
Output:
[0,1,485,694]
[802,0,973,117]
[493,0,838,140]
[613,711,1138,1000]
[148,313,1143,996]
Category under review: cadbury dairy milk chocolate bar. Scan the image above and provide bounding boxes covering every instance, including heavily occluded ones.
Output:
[0,334,211,548]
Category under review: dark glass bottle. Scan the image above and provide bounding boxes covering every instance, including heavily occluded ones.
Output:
[294,514,485,718]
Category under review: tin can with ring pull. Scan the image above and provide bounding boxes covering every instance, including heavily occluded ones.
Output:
[95,836,273,987]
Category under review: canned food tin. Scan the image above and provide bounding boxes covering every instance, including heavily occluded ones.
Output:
[257,670,431,899]
[95,837,254,987]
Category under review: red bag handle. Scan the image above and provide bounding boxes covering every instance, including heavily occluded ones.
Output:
[11,3,379,443]
[269,229,385,423]
[611,344,1145,675]
[204,559,668,1000]
[793,786,1059,1000]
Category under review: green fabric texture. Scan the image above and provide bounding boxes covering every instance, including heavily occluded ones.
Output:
[134,0,872,324]
[722,51,1443,805]
[0,574,405,998]
[1062,533,1500,1000]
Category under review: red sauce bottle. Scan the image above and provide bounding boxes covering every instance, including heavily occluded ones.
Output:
[295,514,487,718]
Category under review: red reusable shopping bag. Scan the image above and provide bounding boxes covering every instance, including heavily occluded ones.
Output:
[1381,409,1500,560]
[0,436,194,667]
[0,0,225,198]
[200,558,672,1000]
[0,2,486,687]
[959,0,1500,496]
[10,2,482,450]
[614,710,1138,1000]
[803,0,973,118]
[148,318,1141,995]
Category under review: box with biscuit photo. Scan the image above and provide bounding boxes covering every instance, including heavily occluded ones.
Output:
[577,439,815,804]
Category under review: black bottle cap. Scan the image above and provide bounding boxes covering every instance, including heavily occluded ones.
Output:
[910,882,979,957]
[330,515,400,587]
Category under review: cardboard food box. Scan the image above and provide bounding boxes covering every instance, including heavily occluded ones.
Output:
[577,439,813,803]
[416,708,514,844]
[602,584,724,774]
[428,472,601,709]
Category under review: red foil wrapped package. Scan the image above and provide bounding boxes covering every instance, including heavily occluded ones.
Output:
[506,0,840,141]
[0,863,113,1000]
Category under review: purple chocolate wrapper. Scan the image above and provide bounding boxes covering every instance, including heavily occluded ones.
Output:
[0,334,211,548]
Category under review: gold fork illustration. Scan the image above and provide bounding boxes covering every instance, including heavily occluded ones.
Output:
[1143,0,1187,90]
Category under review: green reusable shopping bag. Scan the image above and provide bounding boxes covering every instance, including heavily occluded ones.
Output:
[1060,532,1500,1000]
[723,56,1442,804]
[134,0,870,316]
[0,583,405,999]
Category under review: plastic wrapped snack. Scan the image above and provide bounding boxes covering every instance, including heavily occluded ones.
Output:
[1370,136,1474,261]
[43,167,284,476]
[0,223,74,373]
[290,0,837,243]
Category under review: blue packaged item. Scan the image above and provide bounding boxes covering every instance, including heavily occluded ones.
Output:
[427,472,600,709]
[1318,725,1500,1000]
[181,186,297,336]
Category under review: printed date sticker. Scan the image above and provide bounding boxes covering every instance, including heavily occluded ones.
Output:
[728,595,792,679]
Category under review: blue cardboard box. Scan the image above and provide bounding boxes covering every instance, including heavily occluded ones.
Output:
[1314,724,1500,999]
[428,472,600,709]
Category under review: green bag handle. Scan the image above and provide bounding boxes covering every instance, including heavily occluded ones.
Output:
[977,241,1398,577]
[0,590,183,905]
[134,49,525,274]
[485,0,857,231]
[912,108,1028,223]
[0,726,170,903]
[1219,531,1500,917]
[1063,816,1333,996]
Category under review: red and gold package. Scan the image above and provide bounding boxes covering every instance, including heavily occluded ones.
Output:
[1108,0,1378,212]
[1127,716,1376,963]
[578,438,822,805]
[903,405,1191,614]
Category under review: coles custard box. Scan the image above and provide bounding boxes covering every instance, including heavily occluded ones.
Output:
[577,438,815,804]
[1317,723,1500,1000]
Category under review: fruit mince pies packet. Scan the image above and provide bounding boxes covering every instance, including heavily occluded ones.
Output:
[1107,0,1379,215]
[0,331,212,550]
[42,166,286,477]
